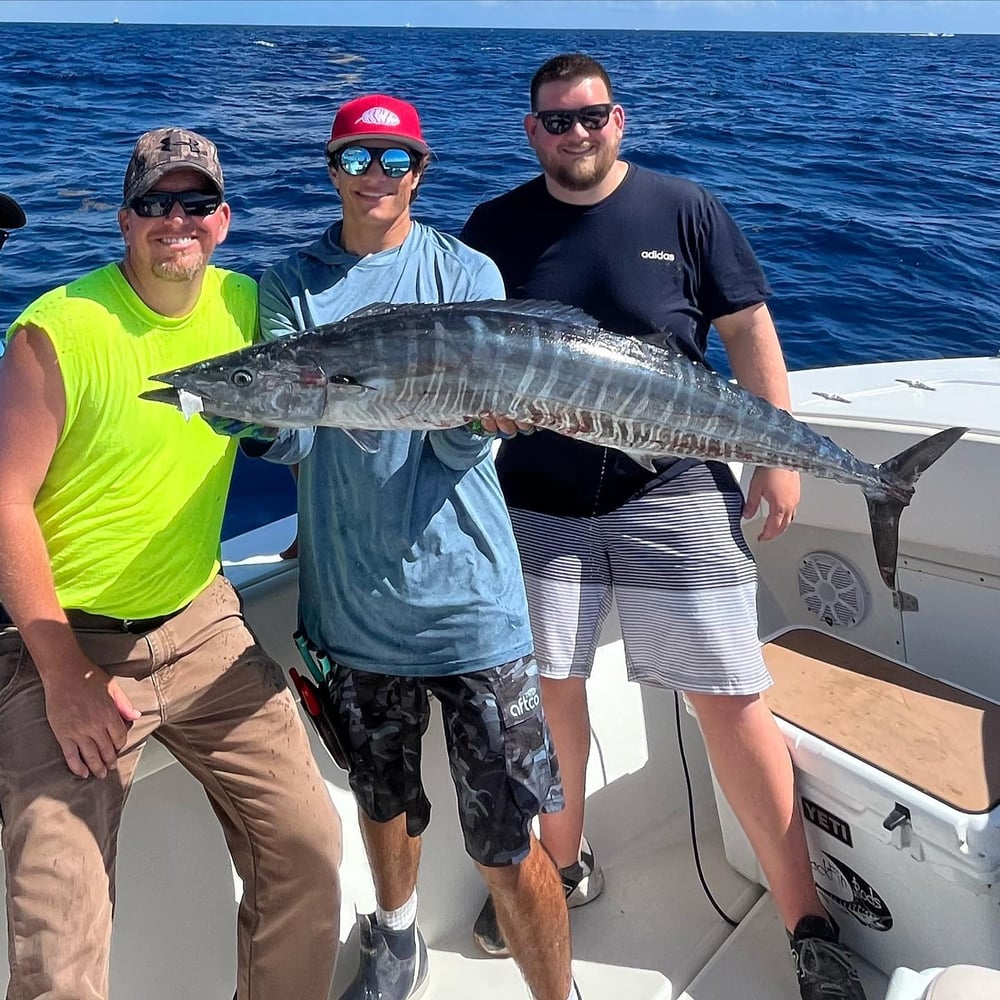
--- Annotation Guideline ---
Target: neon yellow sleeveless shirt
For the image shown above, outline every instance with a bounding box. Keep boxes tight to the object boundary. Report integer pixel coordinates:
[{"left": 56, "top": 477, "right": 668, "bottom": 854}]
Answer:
[{"left": 7, "top": 263, "right": 257, "bottom": 618}]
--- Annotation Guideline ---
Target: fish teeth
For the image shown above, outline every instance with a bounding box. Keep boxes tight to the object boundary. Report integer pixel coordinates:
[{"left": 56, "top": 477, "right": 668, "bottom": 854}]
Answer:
[{"left": 178, "top": 389, "right": 204, "bottom": 421}]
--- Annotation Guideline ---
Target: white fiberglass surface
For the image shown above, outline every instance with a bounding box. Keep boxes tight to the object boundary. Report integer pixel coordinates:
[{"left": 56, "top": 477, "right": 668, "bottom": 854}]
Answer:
[{"left": 788, "top": 357, "right": 1000, "bottom": 436}]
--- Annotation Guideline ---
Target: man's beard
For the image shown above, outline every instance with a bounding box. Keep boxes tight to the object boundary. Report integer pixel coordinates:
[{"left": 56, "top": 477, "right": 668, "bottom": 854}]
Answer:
[
  {"left": 152, "top": 255, "right": 205, "bottom": 281},
  {"left": 541, "top": 138, "right": 619, "bottom": 193}
]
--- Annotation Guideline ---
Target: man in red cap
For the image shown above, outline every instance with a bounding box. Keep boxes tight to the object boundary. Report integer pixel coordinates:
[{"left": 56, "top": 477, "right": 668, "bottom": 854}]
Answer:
[
  {"left": 0, "top": 129, "right": 342, "bottom": 1000},
  {"left": 247, "top": 94, "right": 580, "bottom": 1000}
]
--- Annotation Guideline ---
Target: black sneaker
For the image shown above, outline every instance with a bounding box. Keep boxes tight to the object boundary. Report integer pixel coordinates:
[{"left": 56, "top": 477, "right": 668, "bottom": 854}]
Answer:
[
  {"left": 472, "top": 838, "right": 605, "bottom": 957},
  {"left": 789, "top": 915, "right": 868, "bottom": 1000},
  {"left": 471, "top": 892, "right": 508, "bottom": 958},
  {"left": 338, "top": 912, "right": 428, "bottom": 1000}
]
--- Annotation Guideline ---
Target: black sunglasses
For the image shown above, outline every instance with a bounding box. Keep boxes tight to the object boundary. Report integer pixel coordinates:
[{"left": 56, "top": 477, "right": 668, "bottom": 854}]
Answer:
[
  {"left": 329, "top": 145, "right": 418, "bottom": 179},
  {"left": 0, "top": 230, "right": 9, "bottom": 251},
  {"left": 129, "top": 190, "right": 222, "bottom": 218},
  {"left": 532, "top": 103, "right": 614, "bottom": 136}
]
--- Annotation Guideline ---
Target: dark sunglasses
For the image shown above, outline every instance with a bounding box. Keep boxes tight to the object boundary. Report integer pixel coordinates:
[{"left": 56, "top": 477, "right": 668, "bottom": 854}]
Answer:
[
  {"left": 532, "top": 103, "right": 614, "bottom": 136},
  {"left": 0, "top": 230, "right": 9, "bottom": 251},
  {"left": 129, "top": 190, "right": 222, "bottom": 218},
  {"left": 329, "top": 145, "right": 417, "bottom": 179}
]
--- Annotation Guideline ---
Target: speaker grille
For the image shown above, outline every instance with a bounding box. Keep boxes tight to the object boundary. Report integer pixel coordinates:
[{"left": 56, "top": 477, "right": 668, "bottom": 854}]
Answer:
[{"left": 797, "top": 551, "right": 867, "bottom": 629}]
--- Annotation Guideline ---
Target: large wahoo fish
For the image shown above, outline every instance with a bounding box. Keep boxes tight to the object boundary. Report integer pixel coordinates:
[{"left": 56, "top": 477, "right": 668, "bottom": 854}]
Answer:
[{"left": 143, "top": 299, "right": 965, "bottom": 591}]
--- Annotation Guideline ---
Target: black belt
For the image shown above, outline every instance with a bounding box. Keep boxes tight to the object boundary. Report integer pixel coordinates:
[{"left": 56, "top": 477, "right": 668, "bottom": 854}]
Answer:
[
  {"left": 65, "top": 608, "right": 183, "bottom": 634},
  {"left": 0, "top": 604, "right": 183, "bottom": 633}
]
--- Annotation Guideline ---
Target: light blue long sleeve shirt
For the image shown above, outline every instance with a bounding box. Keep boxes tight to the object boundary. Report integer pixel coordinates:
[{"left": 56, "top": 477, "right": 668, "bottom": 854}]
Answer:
[{"left": 258, "top": 220, "right": 533, "bottom": 675}]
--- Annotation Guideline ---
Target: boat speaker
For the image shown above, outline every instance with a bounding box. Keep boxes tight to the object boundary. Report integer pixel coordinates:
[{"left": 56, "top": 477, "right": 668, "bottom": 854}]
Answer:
[{"left": 797, "top": 551, "right": 867, "bottom": 629}]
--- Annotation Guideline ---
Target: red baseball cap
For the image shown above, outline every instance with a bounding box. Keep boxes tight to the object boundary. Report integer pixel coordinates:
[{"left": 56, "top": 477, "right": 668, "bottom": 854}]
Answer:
[{"left": 327, "top": 94, "right": 429, "bottom": 156}]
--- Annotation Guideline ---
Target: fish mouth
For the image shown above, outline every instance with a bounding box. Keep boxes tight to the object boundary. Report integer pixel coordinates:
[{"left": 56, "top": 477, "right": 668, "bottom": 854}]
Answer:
[
  {"left": 139, "top": 386, "right": 210, "bottom": 420},
  {"left": 140, "top": 387, "right": 182, "bottom": 406}
]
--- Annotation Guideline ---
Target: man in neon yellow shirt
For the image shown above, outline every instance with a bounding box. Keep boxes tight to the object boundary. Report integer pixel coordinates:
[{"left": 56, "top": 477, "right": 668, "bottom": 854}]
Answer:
[{"left": 0, "top": 129, "right": 342, "bottom": 1000}]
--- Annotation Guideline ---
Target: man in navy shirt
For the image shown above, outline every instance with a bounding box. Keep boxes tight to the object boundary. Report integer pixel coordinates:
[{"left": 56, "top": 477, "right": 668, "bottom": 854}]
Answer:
[{"left": 462, "top": 53, "right": 867, "bottom": 1000}]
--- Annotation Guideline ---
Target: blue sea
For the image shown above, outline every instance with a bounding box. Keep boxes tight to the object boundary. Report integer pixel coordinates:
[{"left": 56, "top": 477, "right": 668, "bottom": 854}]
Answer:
[{"left": 0, "top": 23, "right": 997, "bottom": 538}]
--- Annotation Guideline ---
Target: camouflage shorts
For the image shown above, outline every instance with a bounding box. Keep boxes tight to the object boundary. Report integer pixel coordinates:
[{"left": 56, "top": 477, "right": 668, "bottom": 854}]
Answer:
[{"left": 320, "top": 654, "right": 564, "bottom": 866}]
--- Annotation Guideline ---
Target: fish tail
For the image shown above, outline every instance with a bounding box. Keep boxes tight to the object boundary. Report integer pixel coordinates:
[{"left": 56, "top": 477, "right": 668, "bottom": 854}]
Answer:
[{"left": 864, "top": 426, "right": 967, "bottom": 590}]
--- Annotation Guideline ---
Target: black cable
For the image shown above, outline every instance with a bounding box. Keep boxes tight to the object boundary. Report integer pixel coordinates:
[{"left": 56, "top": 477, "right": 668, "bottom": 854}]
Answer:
[{"left": 674, "top": 690, "right": 740, "bottom": 928}]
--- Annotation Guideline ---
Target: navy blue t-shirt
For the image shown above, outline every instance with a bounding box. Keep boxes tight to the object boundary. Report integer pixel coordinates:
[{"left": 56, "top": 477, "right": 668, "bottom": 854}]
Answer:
[{"left": 460, "top": 164, "right": 772, "bottom": 517}]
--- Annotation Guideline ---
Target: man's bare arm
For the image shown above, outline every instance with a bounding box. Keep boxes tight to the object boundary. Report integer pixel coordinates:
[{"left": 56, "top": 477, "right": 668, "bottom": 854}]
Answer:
[
  {"left": 0, "top": 325, "right": 140, "bottom": 778},
  {"left": 715, "top": 303, "right": 801, "bottom": 541}
]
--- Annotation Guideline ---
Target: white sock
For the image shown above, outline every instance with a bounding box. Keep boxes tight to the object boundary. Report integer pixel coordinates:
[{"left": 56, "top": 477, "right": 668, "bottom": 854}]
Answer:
[
  {"left": 528, "top": 980, "right": 580, "bottom": 1000},
  {"left": 376, "top": 889, "right": 417, "bottom": 931}
]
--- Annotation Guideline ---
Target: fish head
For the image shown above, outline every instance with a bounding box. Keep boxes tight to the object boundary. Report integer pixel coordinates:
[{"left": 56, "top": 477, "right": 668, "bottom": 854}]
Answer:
[{"left": 142, "top": 342, "right": 365, "bottom": 427}]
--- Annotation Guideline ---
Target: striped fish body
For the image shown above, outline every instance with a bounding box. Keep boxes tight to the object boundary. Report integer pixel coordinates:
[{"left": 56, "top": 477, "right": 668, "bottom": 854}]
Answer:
[
  {"left": 146, "top": 299, "right": 965, "bottom": 589},
  {"left": 153, "top": 300, "right": 912, "bottom": 498}
]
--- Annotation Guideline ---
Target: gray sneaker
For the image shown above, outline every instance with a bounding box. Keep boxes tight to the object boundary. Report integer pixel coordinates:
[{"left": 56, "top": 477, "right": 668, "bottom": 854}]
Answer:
[
  {"left": 472, "top": 838, "right": 605, "bottom": 957},
  {"left": 789, "top": 915, "right": 867, "bottom": 1000},
  {"left": 338, "top": 912, "right": 429, "bottom": 1000}
]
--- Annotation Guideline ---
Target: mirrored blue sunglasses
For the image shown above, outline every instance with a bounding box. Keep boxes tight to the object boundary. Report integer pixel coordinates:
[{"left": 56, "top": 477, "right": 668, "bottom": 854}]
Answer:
[{"left": 329, "top": 145, "right": 418, "bottom": 179}]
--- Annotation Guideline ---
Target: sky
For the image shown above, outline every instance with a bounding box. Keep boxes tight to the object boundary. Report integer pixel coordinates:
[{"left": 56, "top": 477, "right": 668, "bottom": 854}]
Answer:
[{"left": 0, "top": 1, "right": 995, "bottom": 34}]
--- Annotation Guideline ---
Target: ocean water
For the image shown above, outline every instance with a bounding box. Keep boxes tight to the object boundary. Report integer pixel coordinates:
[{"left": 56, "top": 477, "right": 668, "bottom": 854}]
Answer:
[{"left": 0, "top": 23, "right": 997, "bottom": 538}]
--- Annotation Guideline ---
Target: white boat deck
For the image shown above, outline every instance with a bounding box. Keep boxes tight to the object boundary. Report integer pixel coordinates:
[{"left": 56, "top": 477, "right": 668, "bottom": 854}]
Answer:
[
  {"left": 684, "top": 895, "right": 887, "bottom": 1000},
  {"left": 341, "top": 841, "right": 888, "bottom": 1000},
  {"left": 104, "top": 685, "right": 890, "bottom": 1000}
]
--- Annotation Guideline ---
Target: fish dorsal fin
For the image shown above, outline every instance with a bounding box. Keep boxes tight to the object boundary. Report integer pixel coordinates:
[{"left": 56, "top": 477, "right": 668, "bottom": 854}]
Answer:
[
  {"left": 338, "top": 298, "right": 601, "bottom": 332},
  {"left": 341, "top": 302, "right": 400, "bottom": 321},
  {"left": 474, "top": 299, "right": 601, "bottom": 329}
]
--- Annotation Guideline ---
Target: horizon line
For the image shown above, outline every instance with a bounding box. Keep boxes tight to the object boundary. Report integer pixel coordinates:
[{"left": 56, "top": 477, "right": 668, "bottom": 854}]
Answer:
[{"left": 0, "top": 20, "right": 982, "bottom": 35}]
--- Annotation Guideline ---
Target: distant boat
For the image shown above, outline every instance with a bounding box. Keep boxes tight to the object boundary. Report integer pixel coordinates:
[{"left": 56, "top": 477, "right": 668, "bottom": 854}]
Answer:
[{"left": 112, "top": 16, "right": 120, "bottom": 24}]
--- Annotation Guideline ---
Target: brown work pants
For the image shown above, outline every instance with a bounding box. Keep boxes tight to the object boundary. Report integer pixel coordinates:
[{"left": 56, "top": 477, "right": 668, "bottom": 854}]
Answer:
[{"left": 0, "top": 575, "right": 341, "bottom": 1000}]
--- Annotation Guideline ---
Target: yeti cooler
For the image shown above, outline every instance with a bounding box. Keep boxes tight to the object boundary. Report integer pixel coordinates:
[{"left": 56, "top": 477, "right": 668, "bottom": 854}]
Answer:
[{"left": 712, "top": 627, "right": 1000, "bottom": 975}]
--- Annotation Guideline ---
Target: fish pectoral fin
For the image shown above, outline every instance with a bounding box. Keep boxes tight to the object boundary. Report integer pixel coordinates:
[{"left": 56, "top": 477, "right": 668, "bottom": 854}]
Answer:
[
  {"left": 622, "top": 450, "right": 659, "bottom": 473},
  {"left": 343, "top": 429, "right": 382, "bottom": 453}
]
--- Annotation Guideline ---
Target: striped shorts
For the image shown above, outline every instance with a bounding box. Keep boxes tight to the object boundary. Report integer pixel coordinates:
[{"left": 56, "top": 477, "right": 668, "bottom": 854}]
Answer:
[{"left": 508, "top": 463, "right": 771, "bottom": 695}]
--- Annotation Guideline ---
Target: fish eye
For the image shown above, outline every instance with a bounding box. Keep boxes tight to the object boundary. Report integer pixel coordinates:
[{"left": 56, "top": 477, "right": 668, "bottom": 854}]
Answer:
[
  {"left": 231, "top": 369, "right": 254, "bottom": 388},
  {"left": 331, "top": 373, "right": 358, "bottom": 385}
]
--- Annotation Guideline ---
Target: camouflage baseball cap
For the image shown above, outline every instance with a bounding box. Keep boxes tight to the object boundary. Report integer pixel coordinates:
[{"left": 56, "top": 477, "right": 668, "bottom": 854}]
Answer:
[{"left": 122, "top": 127, "right": 224, "bottom": 206}]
